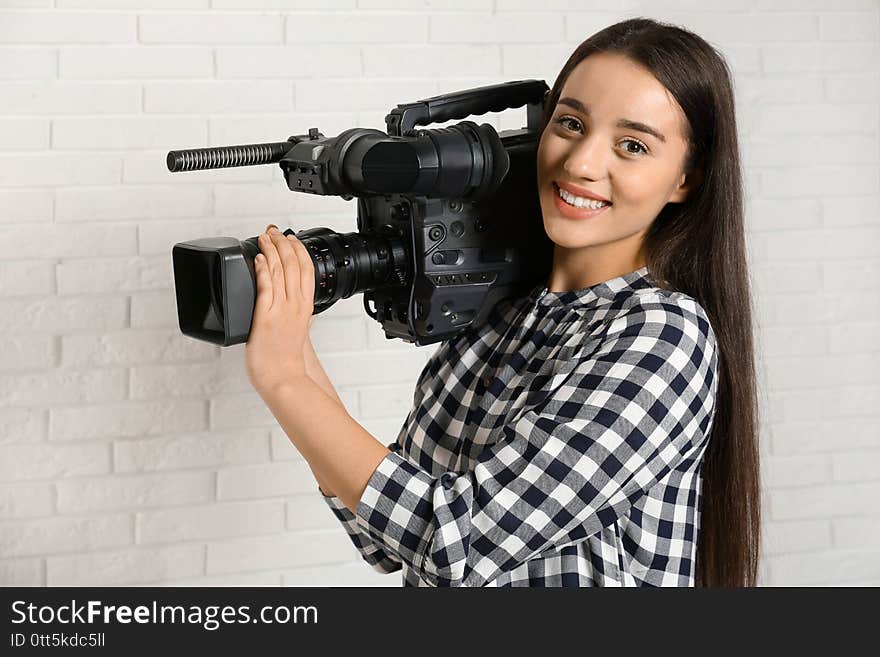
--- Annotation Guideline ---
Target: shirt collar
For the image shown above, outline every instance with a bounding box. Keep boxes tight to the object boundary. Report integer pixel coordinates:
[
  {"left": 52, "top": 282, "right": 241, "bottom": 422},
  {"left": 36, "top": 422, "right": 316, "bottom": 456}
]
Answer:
[{"left": 530, "top": 266, "right": 656, "bottom": 309}]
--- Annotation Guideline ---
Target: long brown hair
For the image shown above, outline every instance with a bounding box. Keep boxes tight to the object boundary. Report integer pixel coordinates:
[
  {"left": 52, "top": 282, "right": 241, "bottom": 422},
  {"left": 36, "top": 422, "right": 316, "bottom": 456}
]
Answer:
[{"left": 539, "top": 17, "right": 761, "bottom": 586}]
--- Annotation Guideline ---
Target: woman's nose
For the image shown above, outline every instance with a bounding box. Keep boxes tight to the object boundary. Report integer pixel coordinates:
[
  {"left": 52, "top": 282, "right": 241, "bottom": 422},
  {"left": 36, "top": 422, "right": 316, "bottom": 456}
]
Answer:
[{"left": 562, "top": 134, "right": 608, "bottom": 180}]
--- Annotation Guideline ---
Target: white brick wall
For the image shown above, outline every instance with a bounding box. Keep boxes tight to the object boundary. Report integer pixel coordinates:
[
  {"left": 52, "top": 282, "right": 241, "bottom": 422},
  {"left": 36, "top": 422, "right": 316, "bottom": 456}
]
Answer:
[{"left": 0, "top": 0, "right": 877, "bottom": 587}]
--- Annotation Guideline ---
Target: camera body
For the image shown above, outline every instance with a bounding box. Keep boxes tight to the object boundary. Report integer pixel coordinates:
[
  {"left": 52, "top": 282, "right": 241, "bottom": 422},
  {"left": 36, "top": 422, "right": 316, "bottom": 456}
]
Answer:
[{"left": 169, "top": 79, "right": 554, "bottom": 346}]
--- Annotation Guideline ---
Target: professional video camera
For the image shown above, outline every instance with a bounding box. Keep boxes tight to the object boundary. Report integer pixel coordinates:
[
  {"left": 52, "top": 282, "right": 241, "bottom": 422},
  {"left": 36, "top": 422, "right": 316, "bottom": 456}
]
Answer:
[{"left": 168, "top": 79, "right": 554, "bottom": 346}]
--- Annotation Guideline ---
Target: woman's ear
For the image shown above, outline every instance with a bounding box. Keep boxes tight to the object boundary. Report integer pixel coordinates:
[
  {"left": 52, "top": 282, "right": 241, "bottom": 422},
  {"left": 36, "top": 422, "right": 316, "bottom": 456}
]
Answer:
[{"left": 668, "top": 164, "right": 704, "bottom": 204}]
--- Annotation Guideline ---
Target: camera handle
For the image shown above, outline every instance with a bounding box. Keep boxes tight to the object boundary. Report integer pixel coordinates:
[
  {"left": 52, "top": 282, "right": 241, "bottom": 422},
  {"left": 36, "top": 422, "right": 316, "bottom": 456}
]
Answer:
[{"left": 385, "top": 79, "right": 549, "bottom": 137}]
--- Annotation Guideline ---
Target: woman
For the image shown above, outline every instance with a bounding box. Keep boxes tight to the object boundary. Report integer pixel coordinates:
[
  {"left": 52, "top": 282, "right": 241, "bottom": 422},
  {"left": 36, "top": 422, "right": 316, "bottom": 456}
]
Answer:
[{"left": 244, "top": 17, "right": 761, "bottom": 587}]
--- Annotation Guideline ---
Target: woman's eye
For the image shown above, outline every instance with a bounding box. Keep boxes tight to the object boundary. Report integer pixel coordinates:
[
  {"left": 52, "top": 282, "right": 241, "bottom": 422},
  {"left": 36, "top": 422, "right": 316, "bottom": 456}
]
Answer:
[
  {"left": 620, "top": 138, "right": 648, "bottom": 155},
  {"left": 554, "top": 116, "right": 648, "bottom": 156},
  {"left": 555, "top": 116, "right": 581, "bottom": 132}
]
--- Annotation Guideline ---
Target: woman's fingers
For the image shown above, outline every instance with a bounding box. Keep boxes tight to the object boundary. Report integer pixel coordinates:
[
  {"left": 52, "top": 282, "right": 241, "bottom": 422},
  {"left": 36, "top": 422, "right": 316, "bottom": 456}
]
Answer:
[
  {"left": 258, "top": 231, "right": 285, "bottom": 306},
  {"left": 253, "top": 253, "right": 273, "bottom": 316},
  {"left": 288, "top": 235, "right": 315, "bottom": 304},
  {"left": 268, "top": 228, "right": 301, "bottom": 301}
]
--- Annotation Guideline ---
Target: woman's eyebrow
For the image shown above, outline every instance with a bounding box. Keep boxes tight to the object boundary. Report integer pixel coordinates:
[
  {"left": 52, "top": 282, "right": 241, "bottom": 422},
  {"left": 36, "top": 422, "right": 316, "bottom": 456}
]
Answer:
[{"left": 557, "top": 96, "right": 667, "bottom": 143}]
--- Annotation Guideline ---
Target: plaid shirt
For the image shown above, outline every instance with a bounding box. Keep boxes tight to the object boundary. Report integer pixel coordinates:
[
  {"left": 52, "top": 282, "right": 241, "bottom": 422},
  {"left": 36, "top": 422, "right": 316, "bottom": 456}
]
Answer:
[{"left": 321, "top": 266, "right": 719, "bottom": 587}]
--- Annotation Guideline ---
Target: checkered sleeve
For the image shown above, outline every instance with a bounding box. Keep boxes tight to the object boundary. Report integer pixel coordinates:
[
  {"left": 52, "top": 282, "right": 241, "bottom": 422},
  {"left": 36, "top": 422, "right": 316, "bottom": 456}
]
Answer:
[
  {"left": 353, "top": 295, "right": 719, "bottom": 587},
  {"left": 319, "top": 441, "right": 404, "bottom": 575}
]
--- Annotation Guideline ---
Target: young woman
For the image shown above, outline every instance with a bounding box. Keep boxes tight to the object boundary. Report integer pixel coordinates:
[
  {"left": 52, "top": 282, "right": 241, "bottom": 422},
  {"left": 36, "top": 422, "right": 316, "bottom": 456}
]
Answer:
[{"left": 244, "top": 17, "right": 761, "bottom": 587}]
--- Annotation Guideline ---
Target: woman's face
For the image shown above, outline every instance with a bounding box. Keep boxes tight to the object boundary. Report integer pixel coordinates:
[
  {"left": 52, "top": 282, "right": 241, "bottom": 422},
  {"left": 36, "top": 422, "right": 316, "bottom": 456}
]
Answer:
[{"left": 537, "top": 52, "right": 695, "bottom": 261}]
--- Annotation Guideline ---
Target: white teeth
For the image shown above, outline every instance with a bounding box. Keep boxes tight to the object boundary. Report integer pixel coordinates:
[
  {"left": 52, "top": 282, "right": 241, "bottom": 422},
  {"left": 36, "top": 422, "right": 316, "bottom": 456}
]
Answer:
[{"left": 556, "top": 185, "right": 610, "bottom": 209}]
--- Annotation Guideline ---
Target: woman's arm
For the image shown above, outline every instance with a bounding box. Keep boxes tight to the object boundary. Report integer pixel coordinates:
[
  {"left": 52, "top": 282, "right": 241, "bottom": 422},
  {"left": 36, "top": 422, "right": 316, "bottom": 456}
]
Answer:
[{"left": 301, "top": 325, "right": 345, "bottom": 496}]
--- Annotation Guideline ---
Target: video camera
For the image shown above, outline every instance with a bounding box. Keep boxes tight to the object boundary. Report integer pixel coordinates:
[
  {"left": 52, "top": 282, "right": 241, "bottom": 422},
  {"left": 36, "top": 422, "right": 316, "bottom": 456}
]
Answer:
[{"left": 167, "top": 79, "right": 554, "bottom": 346}]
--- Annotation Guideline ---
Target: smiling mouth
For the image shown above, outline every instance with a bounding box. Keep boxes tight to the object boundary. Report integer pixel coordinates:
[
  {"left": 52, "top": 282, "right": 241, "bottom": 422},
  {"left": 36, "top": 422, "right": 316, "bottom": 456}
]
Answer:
[{"left": 551, "top": 182, "right": 612, "bottom": 209}]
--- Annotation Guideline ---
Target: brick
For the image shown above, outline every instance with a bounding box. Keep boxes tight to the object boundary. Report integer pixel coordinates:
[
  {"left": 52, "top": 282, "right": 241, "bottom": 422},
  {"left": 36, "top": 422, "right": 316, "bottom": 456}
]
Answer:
[
  {"left": 285, "top": 12, "right": 426, "bottom": 43},
  {"left": 0, "top": 482, "right": 53, "bottom": 519},
  {"left": 131, "top": 360, "right": 252, "bottom": 400},
  {"left": 825, "top": 73, "right": 879, "bottom": 103},
  {"left": 747, "top": 134, "right": 878, "bottom": 170},
  {"left": 53, "top": 117, "right": 207, "bottom": 152},
  {"left": 770, "top": 482, "right": 880, "bottom": 520},
  {"left": 762, "top": 44, "right": 880, "bottom": 73},
  {"left": 833, "top": 517, "right": 880, "bottom": 548},
  {"left": 820, "top": 13, "right": 880, "bottom": 41},
  {"left": 0, "top": 47, "right": 55, "bottom": 78},
  {"left": 57, "top": 471, "right": 214, "bottom": 513},
  {"left": 137, "top": 499, "right": 285, "bottom": 544},
  {"left": 760, "top": 167, "right": 879, "bottom": 199},
  {"left": 771, "top": 418, "right": 879, "bottom": 454},
  {"left": 762, "top": 390, "right": 821, "bottom": 424},
  {"left": 145, "top": 81, "right": 292, "bottom": 114},
  {"left": 57, "top": 258, "right": 173, "bottom": 295},
  {"left": 764, "top": 353, "right": 879, "bottom": 391},
  {"left": 61, "top": 46, "right": 212, "bottom": 79},
  {"left": 169, "top": 572, "right": 280, "bottom": 586},
  {"left": 822, "top": 259, "right": 880, "bottom": 290},
  {"left": 216, "top": 45, "right": 360, "bottom": 79},
  {"left": 129, "top": 289, "right": 178, "bottom": 329},
  {"left": 0, "top": 557, "right": 43, "bottom": 585},
  {"left": 60, "top": 329, "right": 216, "bottom": 367},
  {"left": 758, "top": 325, "right": 826, "bottom": 357},
  {"left": 50, "top": 399, "right": 207, "bottom": 441},
  {"left": 0, "top": 513, "right": 130, "bottom": 558},
  {"left": 763, "top": 454, "right": 831, "bottom": 488},
  {"left": 56, "top": 185, "right": 212, "bottom": 222},
  {"left": 136, "top": 218, "right": 220, "bottom": 256},
  {"left": 0, "top": 408, "right": 46, "bottom": 444},
  {"left": 295, "top": 79, "right": 435, "bottom": 112},
  {"left": 217, "top": 461, "right": 317, "bottom": 500},
  {"left": 501, "top": 44, "right": 574, "bottom": 79},
  {"left": 47, "top": 544, "right": 203, "bottom": 586},
  {"left": 756, "top": 0, "right": 878, "bottom": 8},
  {"left": 764, "top": 549, "right": 880, "bottom": 586},
  {"left": 364, "top": 0, "right": 485, "bottom": 6},
  {"left": 0, "top": 296, "right": 127, "bottom": 332},
  {"left": 755, "top": 226, "right": 880, "bottom": 262},
  {"left": 821, "top": 386, "right": 880, "bottom": 419},
  {"left": 113, "top": 428, "right": 270, "bottom": 473},
  {"left": 0, "top": 334, "right": 54, "bottom": 371},
  {"left": 822, "top": 196, "right": 880, "bottom": 228},
  {"left": 0, "top": 190, "right": 52, "bottom": 224},
  {"left": 0, "top": 442, "right": 110, "bottom": 482},
  {"left": 828, "top": 323, "right": 880, "bottom": 355},
  {"left": 365, "top": 45, "right": 500, "bottom": 78},
  {"left": 320, "top": 350, "right": 431, "bottom": 386},
  {"left": 281, "top": 560, "right": 399, "bottom": 586},
  {"left": 832, "top": 449, "right": 880, "bottom": 483},
  {"left": 139, "top": 13, "right": 282, "bottom": 44},
  {"left": 1, "top": 224, "right": 137, "bottom": 259},
  {"left": 755, "top": 103, "right": 877, "bottom": 137},
  {"left": 286, "top": 494, "right": 343, "bottom": 531},
  {"left": 0, "top": 82, "right": 141, "bottom": 115},
  {"left": 58, "top": 0, "right": 207, "bottom": 6},
  {"left": 0, "top": 118, "right": 48, "bottom": 149},
  {"left": 0, "top": 260, "right": 54, "bottom": 297},
  {"left": 0, "top": 368, "right": 127, "bottom": 407},
  {"left": 0, "top": 11, "right": 135, "bottom": 43},
  {"left": 206, "top": 529, "right": 355, "bottom": 574},
  {"left": 736, "top": 74, "right": 824, "bottom": 106},
  {"left": 433, "top": 13, "right": 561, "bottom": 43},
  {"left": 762, "top": 519, "right": 832, "bottom": 556},
  {"left": 751, "top": 262, "right": 821, "bottom": 295},
  {"left": 308, "top": 316, "right": 368, "bottom": 353},
  {"left": 0, "top": 153, "right": 121, "bottom": 187},
  {"left": 358, "top": 383, "right": 417, "bottom": 420}
]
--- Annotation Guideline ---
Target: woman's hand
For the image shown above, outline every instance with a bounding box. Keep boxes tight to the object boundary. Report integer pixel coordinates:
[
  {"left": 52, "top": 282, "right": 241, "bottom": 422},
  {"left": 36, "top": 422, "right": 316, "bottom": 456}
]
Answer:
[{"left": 245, "top": 225, "right": 316, "bottom": 399}]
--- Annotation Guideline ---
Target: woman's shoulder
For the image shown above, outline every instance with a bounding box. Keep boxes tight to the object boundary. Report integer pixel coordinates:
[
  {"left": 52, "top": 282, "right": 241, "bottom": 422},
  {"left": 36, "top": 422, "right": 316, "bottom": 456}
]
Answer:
[{"left": 618, "top": 285, "right": 716, "bottom": 341}]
